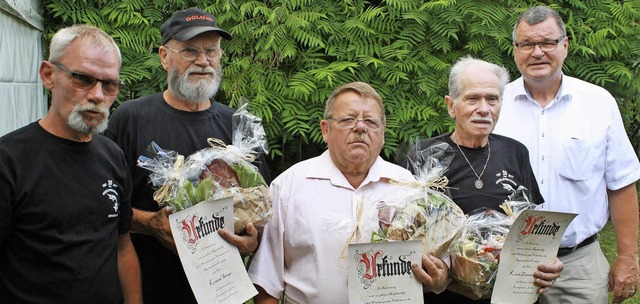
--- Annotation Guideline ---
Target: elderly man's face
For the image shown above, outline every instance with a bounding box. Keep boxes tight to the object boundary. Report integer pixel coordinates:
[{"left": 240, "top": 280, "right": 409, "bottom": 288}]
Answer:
[
  {"left": 321, "top": 91, "right": 385, "bottom": 173},
  {"left": 161, "top": 32, "right": 222, "bottom": 103},
  {"left": 446, "top": 65, "right": 501, "bottom": 147}
]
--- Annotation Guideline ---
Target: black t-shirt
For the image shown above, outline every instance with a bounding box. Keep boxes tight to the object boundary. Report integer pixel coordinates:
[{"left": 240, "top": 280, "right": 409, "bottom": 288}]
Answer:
[
  {"left": 0, "top": 122, "right": 132, "bottom": 303},
  {"left": 405, "top": 133, "right": 543, "bottom": 304},
  {"left": 105, "top": 93, "right": 272, "bottom": 303}
]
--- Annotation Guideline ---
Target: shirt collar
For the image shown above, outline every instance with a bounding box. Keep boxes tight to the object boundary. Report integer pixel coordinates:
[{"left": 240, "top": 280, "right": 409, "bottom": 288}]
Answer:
[
  {"left": 513, "top": 74, "right": 572, "bottom": 107},
  {"left": 307, "top": 150, "right": 402, "bottom": 190}
]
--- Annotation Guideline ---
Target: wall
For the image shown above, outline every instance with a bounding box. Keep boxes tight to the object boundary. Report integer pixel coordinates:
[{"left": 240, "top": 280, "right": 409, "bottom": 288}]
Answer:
[{"left": 0, "top": 0, "right": 46, "bottom": 136}]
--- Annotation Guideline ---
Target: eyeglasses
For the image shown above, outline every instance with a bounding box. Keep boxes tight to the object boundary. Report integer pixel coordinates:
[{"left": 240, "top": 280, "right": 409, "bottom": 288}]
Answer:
[
  {"left": 327, "top": 117, "right": 384, "bottom": 131},
  {"left": 513, "top": 36, "right": 565, "bottom": 54},
  {"left": 51, "top": 61, "right": 124, "bottom": 96},
  {"left": 165, "top": 46, "right": 220, "bottom": 61}
]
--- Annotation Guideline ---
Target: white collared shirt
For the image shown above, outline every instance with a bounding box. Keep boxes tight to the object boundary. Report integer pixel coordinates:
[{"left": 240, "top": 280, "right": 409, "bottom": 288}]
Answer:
[
  {"left": 494, "top": 75, "right": 640, "bottom": 247},
  {"left": 248, "top": 151, "right": 415, "bottom": 303}
]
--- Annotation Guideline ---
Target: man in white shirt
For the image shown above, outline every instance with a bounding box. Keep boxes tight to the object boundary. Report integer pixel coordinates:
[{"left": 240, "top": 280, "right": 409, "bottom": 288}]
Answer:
[
  {"left": 248, "top": 82, "right": 450, "bottom": 303},
  {"left": 494, "top": 6, "right": 640, "bottom": 304}
]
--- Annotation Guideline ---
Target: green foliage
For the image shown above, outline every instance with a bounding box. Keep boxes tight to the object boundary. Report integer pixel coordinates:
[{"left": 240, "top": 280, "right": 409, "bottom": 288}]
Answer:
[{"left": 41, "top": 0, "right": 640, "bottom": 176}]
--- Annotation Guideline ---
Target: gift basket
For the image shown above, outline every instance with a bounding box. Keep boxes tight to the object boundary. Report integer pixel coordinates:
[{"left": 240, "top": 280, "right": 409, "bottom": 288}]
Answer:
[
  {"left": 137, "top": 103, "right": 271, "bottom": 234},
  {"left": 370, "top": 141, "right": 466, "bottom": 258},
  {"left": 450, "top": 198, "right": 536, "bottom": 298}
]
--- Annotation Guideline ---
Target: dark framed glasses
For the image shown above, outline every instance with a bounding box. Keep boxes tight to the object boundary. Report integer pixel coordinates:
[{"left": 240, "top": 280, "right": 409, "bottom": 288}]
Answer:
[
  {"left": 51, "top": 61, "right": 124, "bottom": 96},
  {"left": 513, "top": 36, "right": 566, "bottom": 54}
]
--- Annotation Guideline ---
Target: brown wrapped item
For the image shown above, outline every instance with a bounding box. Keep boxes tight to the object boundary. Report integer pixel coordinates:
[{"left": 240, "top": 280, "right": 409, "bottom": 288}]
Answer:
[
  {"left": 381, "top": 189, "right": 466, "bottom": 258},
  {"left": 212, "top": 184, "right": 271, "bottom": 233}
]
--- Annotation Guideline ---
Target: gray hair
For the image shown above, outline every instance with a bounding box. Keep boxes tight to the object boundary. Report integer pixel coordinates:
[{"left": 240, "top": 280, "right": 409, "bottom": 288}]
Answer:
[
  {"left": 324, "top": 82, "right": 386, "bottom": 122},
  {"left": 448, "top": 56, "right": 510, "bottom": 101},
  {"left": 48, "top": 24, "right": 122, "bottom": 65},
  {"left": 512, "top": 6, "right": 567, "bottom": 41}
]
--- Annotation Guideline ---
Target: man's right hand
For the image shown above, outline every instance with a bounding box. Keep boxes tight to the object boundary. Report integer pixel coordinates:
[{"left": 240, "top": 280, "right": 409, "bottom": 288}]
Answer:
[{"left": 131, "top": 207, "right": 177, "bottom": 255}]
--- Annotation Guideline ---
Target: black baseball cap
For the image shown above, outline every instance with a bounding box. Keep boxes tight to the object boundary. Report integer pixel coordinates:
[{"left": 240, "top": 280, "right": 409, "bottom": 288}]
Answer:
[{"left": 160, "top": 7, "right": 232, "bottom": 45}]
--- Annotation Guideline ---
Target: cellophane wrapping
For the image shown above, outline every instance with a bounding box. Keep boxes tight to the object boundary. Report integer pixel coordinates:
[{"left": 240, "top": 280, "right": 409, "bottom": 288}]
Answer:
[
  {"left": 371, "top": 141, "right": 466, "bottom": 258},
  {"left": 450, "top": 199, "right": 536, "bottom": 297},
  {"left": 137, "top": 103, "right": 271, "bottom": 234}
]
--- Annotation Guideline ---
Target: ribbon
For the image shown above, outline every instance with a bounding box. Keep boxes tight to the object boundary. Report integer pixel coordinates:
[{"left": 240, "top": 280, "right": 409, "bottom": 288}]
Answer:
[
  {"left": 338, "top": 197, "right": 366, "bottom": 267},
  {"left": 389, "top": 175, "right": 450, "bottom": 192},
  {"left": 153, "top": 153, "right": 185, "bottom": 204},
  {"left": 207, "top": 138, "right": 257, "bottom": 162}
]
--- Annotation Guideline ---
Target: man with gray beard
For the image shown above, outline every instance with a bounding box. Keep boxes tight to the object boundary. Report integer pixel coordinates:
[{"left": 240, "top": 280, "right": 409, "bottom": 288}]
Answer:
[
  {"left": 0, "top": 24, "right": 141, "bottom": 303},
  {"left": 105, "top": 7, "right": 271, "bottom": 304}
]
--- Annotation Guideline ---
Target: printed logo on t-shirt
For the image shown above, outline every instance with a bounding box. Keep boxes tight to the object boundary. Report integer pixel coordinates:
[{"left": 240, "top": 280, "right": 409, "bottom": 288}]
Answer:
[
  {"left": 495, "top": 170, "right": 531, "bottom": 201},
  {"left": 102, "top": 180, "right": 120, "bottom": 218}
]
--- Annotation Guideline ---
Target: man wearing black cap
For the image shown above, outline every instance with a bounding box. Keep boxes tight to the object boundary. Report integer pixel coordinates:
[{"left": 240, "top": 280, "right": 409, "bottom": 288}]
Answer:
[{"left": 105, "top": 7, "right": 271, "bottom": 303}]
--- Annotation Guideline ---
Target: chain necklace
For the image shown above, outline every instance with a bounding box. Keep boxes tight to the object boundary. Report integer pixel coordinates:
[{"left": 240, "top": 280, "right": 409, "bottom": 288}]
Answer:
[{"left": 453, "top": 134, "right": 491, "bottom": 189}]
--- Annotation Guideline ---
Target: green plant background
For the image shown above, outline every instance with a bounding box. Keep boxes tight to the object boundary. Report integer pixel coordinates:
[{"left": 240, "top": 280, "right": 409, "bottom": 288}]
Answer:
[{"left": 40, "top": 0, "right": 640, "bottom": 177}]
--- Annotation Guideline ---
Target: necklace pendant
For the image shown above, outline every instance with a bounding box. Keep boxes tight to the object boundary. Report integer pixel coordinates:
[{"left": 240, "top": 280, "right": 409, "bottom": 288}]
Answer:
[{"left": 474, "top": 179, "right": 484, "bottom": 189}]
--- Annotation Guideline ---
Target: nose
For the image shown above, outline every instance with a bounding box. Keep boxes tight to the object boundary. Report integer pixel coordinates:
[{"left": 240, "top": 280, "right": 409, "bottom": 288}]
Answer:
[
  {"left": 193, "top": 51, "right": 209, "bottom": 65},
  {"left": 353, "top": 119, "right": 368, "bottom": 132},
  {"left": 85, "top": 81, "right": 106, "bottom": 103},
  {"left": 476, "top": 100, "right": 491, "bottom": 114},
  {"left": 531, "top": 44, "right": 545, "bottom": 57}
]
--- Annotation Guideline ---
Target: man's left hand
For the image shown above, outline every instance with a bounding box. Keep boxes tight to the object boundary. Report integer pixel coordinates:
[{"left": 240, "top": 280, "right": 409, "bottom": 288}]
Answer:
[
  {"left": 609, "top": 255, "right": 639, "bottom": 304},
  {"left": 533, "top": 257, "right": 563, "bottom": 294},
  {"left": 412, "top": 255, "right": 450, "bottom": 293},
  {"left": 218, "top": 222, "right": 259, "bottom": 256}
]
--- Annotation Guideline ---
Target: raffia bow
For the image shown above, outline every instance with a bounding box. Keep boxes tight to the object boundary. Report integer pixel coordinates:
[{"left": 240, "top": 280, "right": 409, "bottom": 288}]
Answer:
[
  {"left": 338, "top": 197, "right": 366, "bottom": 267},
  {"left": 153, "top": 153, "right": 185, "bottom": 204},
  {"left": 389, "top": 175, "right": 450, "bottom": 192},
  {"left": 207, "top": 138, "right": 257, "bottom": 163}
]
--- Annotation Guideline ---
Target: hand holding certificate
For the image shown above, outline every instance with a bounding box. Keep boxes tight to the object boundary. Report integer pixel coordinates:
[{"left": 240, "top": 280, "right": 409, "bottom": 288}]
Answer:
[
  {"left": 490, "top": 210, "right": 576, "bottom": 303},
  {"left": 169, "top": 197, "right": 258, "bottom": 304}
]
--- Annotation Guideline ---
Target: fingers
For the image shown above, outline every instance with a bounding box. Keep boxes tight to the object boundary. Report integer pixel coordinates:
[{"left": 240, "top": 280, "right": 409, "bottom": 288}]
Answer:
[
  {"left": 609, "top": 256, "right": 640, "bottom": 303},
  {"left": 158, "top": 205, "right": 174, "bottom": 217},
  {"left": 219, "top": 222, "right": 259, "bottom": 256},
  {"left": 244, "top": 222, "right": 258, "bottom": 238},
  {"left": 411, "top": 255, "right": 449, "bottom": 293},
  {"left": 533, "top": 258, "right": 563, "bottom": 291},
  {"left": 153, "top": 207, "right": 177, "bottom": 254},
  {"left": 611, "top": 282, "right": 638, "bottom": 304}
]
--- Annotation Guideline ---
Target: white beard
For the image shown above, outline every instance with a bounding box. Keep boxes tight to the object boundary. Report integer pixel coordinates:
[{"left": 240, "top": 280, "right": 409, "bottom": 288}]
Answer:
[{"left": 168, "top": 65, "right": 221, "bottom": 103}]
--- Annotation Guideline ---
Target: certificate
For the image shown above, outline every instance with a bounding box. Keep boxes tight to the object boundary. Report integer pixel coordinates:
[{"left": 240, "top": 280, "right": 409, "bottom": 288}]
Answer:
[
  {"left": 348, "top": 240, "right": 423, "bottom": 304},
  {"left": 491, "top": 210, "right": 576, "bottom": 303},
  {"left": 169, "top": 196, "right": 258, "bottom": 304}
]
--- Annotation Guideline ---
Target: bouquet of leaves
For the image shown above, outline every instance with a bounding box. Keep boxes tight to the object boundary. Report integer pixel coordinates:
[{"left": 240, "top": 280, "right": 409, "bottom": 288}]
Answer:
[{"left": 137, "top": 103, "right": 271, "bottom": 234}]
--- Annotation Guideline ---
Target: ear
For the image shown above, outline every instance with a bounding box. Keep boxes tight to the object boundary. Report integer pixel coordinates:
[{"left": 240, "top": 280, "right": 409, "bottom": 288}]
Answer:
[
  {"left": 40, "top": 61, "right": 54, "bottom": 90},
  {"left": 320, "top": 120, "right": 330, "bottom": 143},
  {"left": 445, "top": 96, "right": 456, "bottom": 119},
  {"left": 159, "top": 46, "right": 170, "bottom": 70}
]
